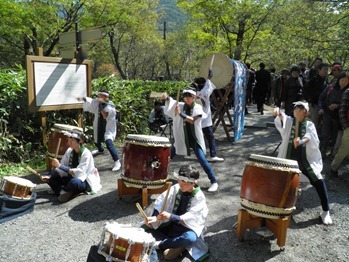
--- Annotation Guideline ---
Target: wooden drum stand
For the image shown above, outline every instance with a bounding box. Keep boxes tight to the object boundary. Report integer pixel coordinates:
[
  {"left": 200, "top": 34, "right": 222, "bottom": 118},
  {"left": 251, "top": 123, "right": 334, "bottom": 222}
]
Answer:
[
  {"left": 236, "top": 209, "right": 291, "bottom": 250},
  {"left": 117, "top": 179, "right": 171, "bottom": 208}
]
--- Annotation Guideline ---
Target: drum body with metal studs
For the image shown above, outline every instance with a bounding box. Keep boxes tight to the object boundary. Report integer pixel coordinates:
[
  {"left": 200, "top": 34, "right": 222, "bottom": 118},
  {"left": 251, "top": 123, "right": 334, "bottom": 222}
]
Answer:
[
  {"left": 122, "top": 134, "right": 171, "bottom": 189},
  {"left": 0, "top": 176, "right": 36, "bottom": 200}
]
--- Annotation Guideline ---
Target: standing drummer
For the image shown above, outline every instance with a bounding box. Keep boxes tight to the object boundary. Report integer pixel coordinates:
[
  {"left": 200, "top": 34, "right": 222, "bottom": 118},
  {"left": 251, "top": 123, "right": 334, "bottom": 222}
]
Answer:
[
  {"left": 161, "top": 85, "right": 219, "bottom": 192},
  {"left": 41, "top": 130, "right": 102, "bottom": 203},
  {"left": 274, "top": 101, "right": 332, "bottom": 224},
  {"left": 194, "top": 77, "right": 224, "bottom": 162},
  {"left": 77, "top": 89, "right": 121, "bottom": 172}
]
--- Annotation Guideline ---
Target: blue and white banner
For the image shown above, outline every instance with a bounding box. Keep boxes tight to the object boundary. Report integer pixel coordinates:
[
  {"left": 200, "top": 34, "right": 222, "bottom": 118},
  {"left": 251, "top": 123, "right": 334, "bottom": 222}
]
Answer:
[{"left": 231, "top": 59, "right": 247, "bottom": 142}]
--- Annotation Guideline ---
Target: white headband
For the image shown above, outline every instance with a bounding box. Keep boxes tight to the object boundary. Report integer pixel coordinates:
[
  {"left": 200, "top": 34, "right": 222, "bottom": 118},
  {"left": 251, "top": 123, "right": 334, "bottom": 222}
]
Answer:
[
  {"left": 98, "top": 91, "right": 109, "bottom": 96},
  {"left": 173, "top": 172, "right": 197, "bottom": 183},
  {"left": 183, "top": 90, "right": 196, "bottom": 96},
  {"left": 63, "top": 131, "right": 80, "bottom": 139}
]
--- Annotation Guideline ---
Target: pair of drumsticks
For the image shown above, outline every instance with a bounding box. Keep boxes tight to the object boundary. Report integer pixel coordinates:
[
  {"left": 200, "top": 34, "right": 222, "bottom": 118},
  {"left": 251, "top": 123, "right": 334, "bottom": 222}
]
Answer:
[{"left": 135, "top": 182, "right": 172, "bottom": 224}]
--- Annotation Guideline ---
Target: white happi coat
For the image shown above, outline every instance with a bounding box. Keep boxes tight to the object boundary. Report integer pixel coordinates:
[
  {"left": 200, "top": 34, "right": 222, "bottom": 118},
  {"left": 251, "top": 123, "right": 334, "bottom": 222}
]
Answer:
[
  {"left": 274, "top": 112, "right": 323, "bottom": 179},
  {"left": 152, "top": 183, "right": 209, "bottom": 261},
  {"left": 83, "top": 97, "right": 117, "bottom": 143},
  {"left": 196, "top": 79, "right": 216, "bottom": 128},
  {"left": 164, "top": 97, "right": 207, "bottom": 155},
  {"left": 55, "top": 147, "right": 102, "bottom": 193}
]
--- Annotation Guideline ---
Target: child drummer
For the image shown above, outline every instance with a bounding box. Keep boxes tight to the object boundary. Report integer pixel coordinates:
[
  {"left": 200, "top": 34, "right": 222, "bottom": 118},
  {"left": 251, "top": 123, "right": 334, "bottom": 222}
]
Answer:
[
  {"left": 41, "top": 129, "right": 102, "bottom": 203},
  {"left": 144, "top": 165, "right": 209, "bottom": 261},
  {"left": 161, "top": 85, "right": 219, "bottom": 192},
  {"left": 274, "top": 101, "right": 332, "bottom": 225}
]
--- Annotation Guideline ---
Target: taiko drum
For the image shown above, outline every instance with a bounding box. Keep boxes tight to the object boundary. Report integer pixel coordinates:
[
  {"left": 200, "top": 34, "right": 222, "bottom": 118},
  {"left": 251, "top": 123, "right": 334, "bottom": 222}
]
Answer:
[
  {"left": 240, "top": 154, "right": 301, "bottom": 219},
  {"left": 122, "top": 134, "right": 171, "bottom": 189}
]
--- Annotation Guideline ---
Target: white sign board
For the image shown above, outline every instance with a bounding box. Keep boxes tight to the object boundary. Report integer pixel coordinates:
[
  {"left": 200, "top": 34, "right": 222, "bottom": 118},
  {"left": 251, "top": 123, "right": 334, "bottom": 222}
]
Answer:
[{"left": 33, "top": 62, "right": 87, "bottom": 106}]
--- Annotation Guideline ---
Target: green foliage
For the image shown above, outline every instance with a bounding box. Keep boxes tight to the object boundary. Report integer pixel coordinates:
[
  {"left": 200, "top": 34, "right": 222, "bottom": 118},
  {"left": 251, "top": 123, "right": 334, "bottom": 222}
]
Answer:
[{"left": 91, "top": 76, "right": 187, "bottom": 141}]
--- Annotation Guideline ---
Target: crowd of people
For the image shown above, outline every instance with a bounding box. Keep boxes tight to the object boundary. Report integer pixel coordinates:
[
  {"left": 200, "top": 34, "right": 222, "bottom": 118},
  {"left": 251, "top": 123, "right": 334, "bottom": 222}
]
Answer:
[
  {"left": 37, "top": 58, "right": 349, "bottom": 261},
  {"left": 248, "top": 59, "right": 349, "bottom": 179}
]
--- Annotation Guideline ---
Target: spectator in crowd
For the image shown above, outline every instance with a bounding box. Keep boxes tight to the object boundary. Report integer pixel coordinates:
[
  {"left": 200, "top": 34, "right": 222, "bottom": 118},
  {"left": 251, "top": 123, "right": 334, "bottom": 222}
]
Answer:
[
  {"left": 274, "top": 68, "right": 289, "bottom": 107},
  {"left": 305, "top": 62, "right": 330, "bottom": 129},
  {"left": 330, "top": 72, "right": 349, "bottom": 178},
  {"left": 254, "top": 62, "right": 271, "bottom": 115},
  {"left": 318, "top": 72, "right": 349, "bottom": 158},
  {"left": 281, "top": 65, "right": 304, "bottom": 116}
]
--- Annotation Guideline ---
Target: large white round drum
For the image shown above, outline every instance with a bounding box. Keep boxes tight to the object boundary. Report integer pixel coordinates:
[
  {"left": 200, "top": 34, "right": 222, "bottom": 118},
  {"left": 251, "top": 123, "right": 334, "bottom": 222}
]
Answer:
[
  {"left": 199, "top": 53, "right": 235, "bottom": 89},
  {"left": 98, "top": 222, "right": 155, "bottom": 262},
  {"left": 0, "top": 176, "right": 36, "bottom": 199}
]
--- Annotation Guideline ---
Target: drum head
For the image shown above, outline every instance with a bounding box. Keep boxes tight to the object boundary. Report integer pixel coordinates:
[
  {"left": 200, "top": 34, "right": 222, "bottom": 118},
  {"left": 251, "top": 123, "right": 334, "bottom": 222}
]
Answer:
[
  {"left": 52, "top": 123, "right": 83, "bottom": 132},
  {"left": 105, "top": 222, "right": 155, "bottom": 244},
  {"left": 199, "top": 53, "right": 234, "bottom": 89}
]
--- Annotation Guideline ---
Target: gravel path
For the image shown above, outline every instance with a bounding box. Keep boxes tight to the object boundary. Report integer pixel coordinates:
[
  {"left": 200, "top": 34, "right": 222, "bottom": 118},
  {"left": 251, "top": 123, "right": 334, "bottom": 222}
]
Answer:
[{"left": 1, "top": 105, "right": 349, "bottom": 262}]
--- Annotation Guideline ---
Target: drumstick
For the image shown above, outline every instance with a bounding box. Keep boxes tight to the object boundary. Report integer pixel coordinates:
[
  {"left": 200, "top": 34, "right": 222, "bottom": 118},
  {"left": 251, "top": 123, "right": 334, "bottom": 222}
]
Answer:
[
  {"left": 136, "top": 203, "right": 148, "bottom": 223},
  {"left": 294, "top": 114, "right": 299, "bottom": 148},
  {"left": 175, "top": 87, "right": 181, "bottom": 116},
  {"left": 26, "top": 166, "right": 42, "bottom": 179},
  {"left": 55, "top": 138, "right": 62, "bottom": 158},
  {"left": 209, "top": 54, "right": 215, "bottom": 77},
  {"left": 160, "top": 182, "right": 172, "bottom": 212}
]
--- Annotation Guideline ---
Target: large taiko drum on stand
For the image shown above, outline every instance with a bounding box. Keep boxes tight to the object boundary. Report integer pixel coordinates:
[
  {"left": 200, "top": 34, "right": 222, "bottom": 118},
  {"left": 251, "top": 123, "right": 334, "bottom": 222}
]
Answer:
[
  {"left": 199, "top": 53, "right": 235, "bottom": 89},
  {"left": 0, "top": 176, "right": 36, "bottom": 199},
  {"left": 122, "top": 134, "right": 171, "bottom": 189},
  {"left": 98, "top": 222, "right": 155, "bottom": 262},
  {"left": 240, "top": 154, "right": 301, "bottom": 219},
  {"left": 47, "top": 123, "right": 83, "bottom": 159}
]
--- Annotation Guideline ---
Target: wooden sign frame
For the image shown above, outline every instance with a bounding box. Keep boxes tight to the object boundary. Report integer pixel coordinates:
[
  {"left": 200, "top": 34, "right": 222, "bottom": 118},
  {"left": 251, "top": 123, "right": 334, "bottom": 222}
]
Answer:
[{"left": 26, "top": 55, "right": 92, "bottom": 112}]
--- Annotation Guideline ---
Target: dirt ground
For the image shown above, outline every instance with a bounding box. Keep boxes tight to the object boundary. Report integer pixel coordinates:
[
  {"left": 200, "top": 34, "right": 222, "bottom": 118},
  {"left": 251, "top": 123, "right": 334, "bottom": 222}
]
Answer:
[{"left": 1, "top": 105, "right": 349, "bottom": 262}]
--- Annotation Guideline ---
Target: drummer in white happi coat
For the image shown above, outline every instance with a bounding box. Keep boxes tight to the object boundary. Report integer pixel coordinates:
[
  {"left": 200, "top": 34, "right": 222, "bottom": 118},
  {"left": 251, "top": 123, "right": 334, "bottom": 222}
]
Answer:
[
  {"left": 77, "top": 89, "right": 121, "bottom": 171},
  {"left": 41, "top": 129, "right": 102, "bottom": 203},
  {"left": 144, "top": 165, "right": 209, "bottom": 261},
  {"left": 194, "top": 77, "right": 224, "bottom": 162},
  {"left": 161, "top": 85, "right": 219, "bottom": 192},
  {"left": 274, "top": 101, "right": 332, "bottom": 225}
]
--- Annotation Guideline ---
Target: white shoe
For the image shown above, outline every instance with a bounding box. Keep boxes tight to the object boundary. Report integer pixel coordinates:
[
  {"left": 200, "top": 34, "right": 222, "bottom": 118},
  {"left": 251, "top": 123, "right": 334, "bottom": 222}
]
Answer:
[
  {"left": 153, "top": 241, "right": 161, "bottom": 250},
  {"left": 92, "top": 150, "right": 104, "bottom": 156},
  {"left": 320, "top": 211, "right": 333, "bottom": 225},
  {"left": 112, "top": 160, "right": 121, "bottom": 171},
  {"left": 210, "top": 156, "right": 224, "bottom": 162},
  {"left": 208, "top": 183, "right": 218, "bottom": 192}
]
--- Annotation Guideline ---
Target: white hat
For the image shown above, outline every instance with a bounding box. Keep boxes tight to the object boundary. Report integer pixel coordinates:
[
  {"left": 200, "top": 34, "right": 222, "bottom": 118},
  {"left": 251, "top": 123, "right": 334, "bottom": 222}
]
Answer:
[
  {"left": 183, "top": 89, "right": 196, "bottom": 96},
  {"left": 293, "top": 101, "right": 309, "bottom": 112}
]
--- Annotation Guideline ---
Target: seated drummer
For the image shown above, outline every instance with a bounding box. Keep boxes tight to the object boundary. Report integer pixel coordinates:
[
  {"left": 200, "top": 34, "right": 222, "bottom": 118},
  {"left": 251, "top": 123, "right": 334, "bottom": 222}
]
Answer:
[
  {"left": 41, "top": 129, "right": 102, "bottom": 203},
  {"left": 274, "top": 101, "right": 332, "bottom": 225},
  {"left": 143, "top": 165, "right": 209, "bottom": 261}
]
